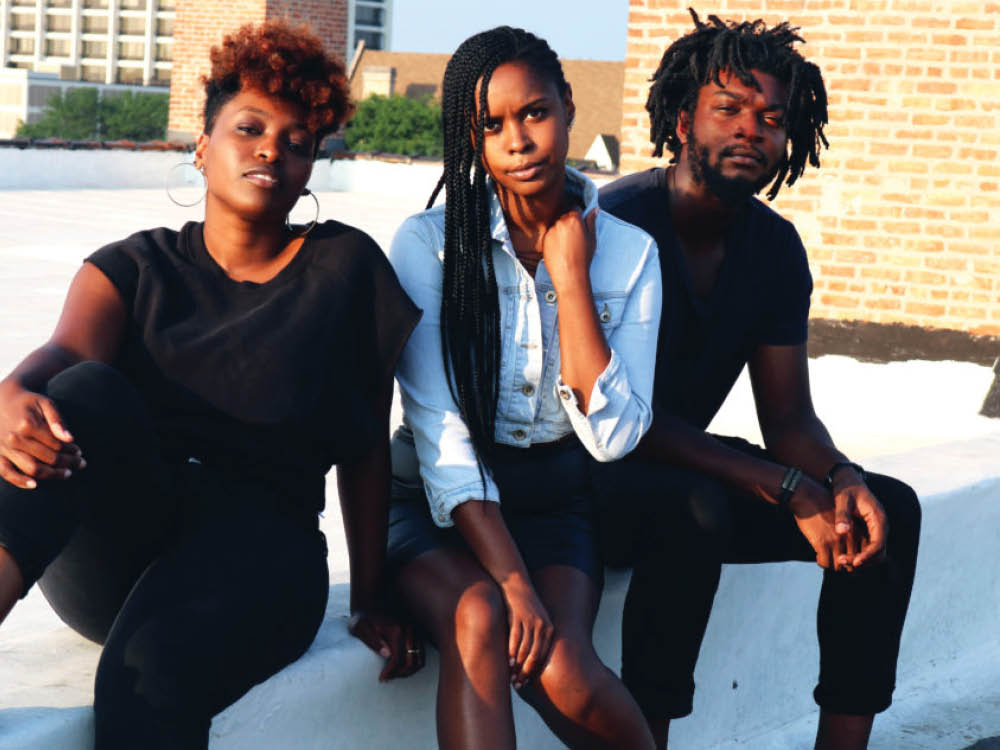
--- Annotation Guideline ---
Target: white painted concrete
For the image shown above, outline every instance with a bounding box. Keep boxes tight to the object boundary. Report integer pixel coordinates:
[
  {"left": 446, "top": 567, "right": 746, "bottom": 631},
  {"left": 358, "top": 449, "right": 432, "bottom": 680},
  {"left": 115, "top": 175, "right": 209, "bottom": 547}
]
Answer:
[{"left": 0, "top": 183, "right": 997, "bottom": 748}]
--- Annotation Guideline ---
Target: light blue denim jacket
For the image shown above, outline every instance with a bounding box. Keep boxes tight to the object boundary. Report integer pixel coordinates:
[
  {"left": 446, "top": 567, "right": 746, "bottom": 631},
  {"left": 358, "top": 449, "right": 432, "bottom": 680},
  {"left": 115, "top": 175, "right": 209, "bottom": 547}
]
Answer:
[{"left": 390, "top": 168, "right": 662, "bottom": 527}]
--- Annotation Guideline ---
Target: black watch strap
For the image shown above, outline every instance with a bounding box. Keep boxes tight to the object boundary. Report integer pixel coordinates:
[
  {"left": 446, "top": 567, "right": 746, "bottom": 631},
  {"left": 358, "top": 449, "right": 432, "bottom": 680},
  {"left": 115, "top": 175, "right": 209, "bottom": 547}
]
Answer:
[
  {"left": 778, "top": 466, "right": 803, "bottom": 508},
  {"left": 824, "top": 461, "right": 865, "bottom": 490}
]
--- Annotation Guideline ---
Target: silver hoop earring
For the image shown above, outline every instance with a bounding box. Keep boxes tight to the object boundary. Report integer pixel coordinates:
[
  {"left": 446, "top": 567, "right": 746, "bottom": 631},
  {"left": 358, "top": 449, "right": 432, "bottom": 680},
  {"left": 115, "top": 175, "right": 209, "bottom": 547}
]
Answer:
[
  {"left": 165, "top": 161, "right": 205, "bottom": 207},
  {"left": 286, "top": 189, "right": 320, "bottom": 237}
]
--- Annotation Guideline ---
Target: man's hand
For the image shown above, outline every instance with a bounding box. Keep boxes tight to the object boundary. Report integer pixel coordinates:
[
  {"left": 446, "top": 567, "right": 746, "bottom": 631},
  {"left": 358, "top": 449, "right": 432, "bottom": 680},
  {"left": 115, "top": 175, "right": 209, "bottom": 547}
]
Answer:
[
  {"left": 0, "top": 382, "right": 84, "bottom": 489},
  {"left": 831, "top": 467, "right": 888, "bottom": 570},
  {"left": 500, "top": 573, "right": 554, "bottom": 690},
  {"left": 787, "top": 475, "right": 842, "bottom": 569},
  {"left": 348, "top": 610, "right": 425, "bottom": 682}
]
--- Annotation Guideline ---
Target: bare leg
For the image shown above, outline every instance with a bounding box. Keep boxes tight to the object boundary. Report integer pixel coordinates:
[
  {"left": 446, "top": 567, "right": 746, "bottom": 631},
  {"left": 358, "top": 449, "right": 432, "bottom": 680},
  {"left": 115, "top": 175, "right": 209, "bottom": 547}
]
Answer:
[
  {"left": 815, "top": 711, "right": 874, "bottom": 750},
  {"left": 0, "top": 546, "right": 24, "bottom": 623},
  {"left": 518, "top": 565, "right": 655, "bottom": 750},
  {"left": 397, "top": 547, "right": 516, "bottom": 750},
  {"left": 646, "top": 716, "right": 669, "bottom": 750}
]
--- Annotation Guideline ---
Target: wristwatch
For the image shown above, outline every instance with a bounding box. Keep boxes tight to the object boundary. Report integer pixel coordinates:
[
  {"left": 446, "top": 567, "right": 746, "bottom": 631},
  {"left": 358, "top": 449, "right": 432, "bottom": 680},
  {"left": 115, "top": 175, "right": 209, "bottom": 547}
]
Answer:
[
  {"left": 777, "top": 466, "right": 803, "bottom": 508},
  {"left": 824, "top": 461, "right": 865, "bottom": 490}
]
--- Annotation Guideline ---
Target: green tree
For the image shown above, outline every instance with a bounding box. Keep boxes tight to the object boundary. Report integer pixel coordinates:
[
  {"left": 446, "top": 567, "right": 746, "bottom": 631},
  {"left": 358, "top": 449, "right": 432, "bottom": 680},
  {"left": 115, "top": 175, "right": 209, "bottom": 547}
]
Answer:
[
  {"left": 345, "top": 94, "right": 442, "bottom": 157},
  {"left": 15, "top": 87, "right": 168, "bottom": 141},
  {"left": 100, "top": 91, "right": 169, "bottom": 141},
  {"left": 17, "top": 87, "right": 99, "bottom": 140}
]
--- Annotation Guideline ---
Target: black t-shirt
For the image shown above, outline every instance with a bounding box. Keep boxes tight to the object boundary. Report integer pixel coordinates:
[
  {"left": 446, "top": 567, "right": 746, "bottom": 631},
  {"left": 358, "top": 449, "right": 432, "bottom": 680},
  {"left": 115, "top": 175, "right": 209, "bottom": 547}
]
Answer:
[
  {"left": 599, "top": 168, "right": 812, "bottom": 430},
  {"left": 87, "top": 220, "right": 421, "bottom": 511}
]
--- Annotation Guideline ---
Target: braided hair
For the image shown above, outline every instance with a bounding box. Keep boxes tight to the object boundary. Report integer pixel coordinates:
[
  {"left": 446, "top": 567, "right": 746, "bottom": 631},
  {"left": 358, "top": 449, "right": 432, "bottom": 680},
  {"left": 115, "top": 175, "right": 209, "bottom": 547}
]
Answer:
[
  {"left": 647, "top": 8, "right": 828, "bottom": 200},
  {"left": 426, "top": 26, "right": 568, "bottom": 486}
]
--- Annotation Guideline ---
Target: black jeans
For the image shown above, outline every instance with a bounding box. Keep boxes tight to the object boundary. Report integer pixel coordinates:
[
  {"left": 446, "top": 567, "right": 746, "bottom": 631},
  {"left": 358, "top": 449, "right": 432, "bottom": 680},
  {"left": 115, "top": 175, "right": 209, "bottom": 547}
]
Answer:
[
  {"left": 591, "top": 436, "right": 921, "bottom": 719},
  {"left": 0, "top": 362, "right": 329, "bottom": 749}
]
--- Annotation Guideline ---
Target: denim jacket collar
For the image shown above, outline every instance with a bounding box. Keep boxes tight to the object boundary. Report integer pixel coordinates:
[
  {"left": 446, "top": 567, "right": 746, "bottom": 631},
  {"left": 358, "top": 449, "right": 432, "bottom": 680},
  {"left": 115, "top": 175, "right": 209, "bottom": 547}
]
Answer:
[{"left": 488, "top": 166, "right": 598, "bottom": 247}]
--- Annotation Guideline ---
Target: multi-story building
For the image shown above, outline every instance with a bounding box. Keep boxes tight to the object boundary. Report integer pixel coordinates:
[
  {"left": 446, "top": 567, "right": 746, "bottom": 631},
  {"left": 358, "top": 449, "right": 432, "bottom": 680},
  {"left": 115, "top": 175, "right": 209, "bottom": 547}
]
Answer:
[
  {"left": 0, "top": 0, "right": 175, "bottom": 87},
  {"left": 1, "top": 1, "right": 388, "bottom": 139},
  {"left": 347, "top": 0, "right": 390, "bottom": 55}
]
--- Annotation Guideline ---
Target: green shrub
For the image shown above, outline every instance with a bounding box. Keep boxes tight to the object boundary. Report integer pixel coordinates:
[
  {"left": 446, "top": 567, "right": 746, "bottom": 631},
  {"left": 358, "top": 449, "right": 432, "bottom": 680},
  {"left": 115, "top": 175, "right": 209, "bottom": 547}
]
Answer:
[
  {"left": 15, "top": 88, "right": 168, "bottom": 141},
  {"left": 17, "top": 88, "right": 99, "bottom": 140},
  {"left": 100, "top": 91, "right": 169, "bottom": 141},
  {"left": 345, "top": 94, "right": 442, "bottom": 157}
]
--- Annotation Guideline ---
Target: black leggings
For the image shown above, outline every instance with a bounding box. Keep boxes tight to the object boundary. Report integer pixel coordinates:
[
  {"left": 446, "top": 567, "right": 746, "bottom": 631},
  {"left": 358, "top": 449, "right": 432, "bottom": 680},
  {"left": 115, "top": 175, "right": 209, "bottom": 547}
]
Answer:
[
  {"left": 592, "top": 436, "right": 921, "bottom": 719},
  {"left": 0, "top": 362, "right": 329, "bottom": 749}
]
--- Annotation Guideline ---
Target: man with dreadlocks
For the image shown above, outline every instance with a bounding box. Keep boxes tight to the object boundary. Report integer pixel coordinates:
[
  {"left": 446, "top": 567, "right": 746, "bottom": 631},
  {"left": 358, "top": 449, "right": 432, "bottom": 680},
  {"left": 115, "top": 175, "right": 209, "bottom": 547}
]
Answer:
[{"left": 594, "top": 10, "right": 921, "bottom": 750}]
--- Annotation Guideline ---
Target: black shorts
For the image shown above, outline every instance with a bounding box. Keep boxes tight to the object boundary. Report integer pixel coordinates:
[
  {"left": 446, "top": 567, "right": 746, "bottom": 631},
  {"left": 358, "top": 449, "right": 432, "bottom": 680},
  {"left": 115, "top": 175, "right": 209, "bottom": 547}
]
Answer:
[{"left": 387, "top": 438, "right": 603, "bottom": 586}]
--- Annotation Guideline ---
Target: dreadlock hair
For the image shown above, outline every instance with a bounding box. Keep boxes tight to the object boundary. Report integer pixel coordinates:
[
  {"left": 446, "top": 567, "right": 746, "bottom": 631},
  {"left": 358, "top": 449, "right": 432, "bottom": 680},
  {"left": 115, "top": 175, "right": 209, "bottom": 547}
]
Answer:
[
  {"left": 426, "top": 26, "right": 569, "bottom": 487},
  {"left": 646, "top": 8, "right": 828, "bottom": 200}
]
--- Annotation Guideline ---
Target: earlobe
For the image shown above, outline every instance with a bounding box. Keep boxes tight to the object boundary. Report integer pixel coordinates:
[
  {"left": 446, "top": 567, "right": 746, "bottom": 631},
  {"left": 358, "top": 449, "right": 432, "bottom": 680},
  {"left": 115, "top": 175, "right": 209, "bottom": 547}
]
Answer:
[
  {"left": 676, "top": 110, "right": 690, "bottom": 146},
  {"left": 194, "top": 132, "right": 209, "bottom": 169},
  {"left": 563, "top": 84, "right": 576, "bottom": 130}
]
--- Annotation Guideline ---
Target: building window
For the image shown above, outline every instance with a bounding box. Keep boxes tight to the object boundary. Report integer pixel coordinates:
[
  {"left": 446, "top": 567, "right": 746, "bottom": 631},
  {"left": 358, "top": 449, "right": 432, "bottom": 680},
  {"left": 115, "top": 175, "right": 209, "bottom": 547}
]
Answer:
[
  {"left": 119, "top": 0, "right": 147, "bottom": 9},
  {"left": 83, "top": 0, "right": 109, "bottom": 8},
  {"left": 117, "top": 67, "right": 143, "bottom": 84},
  {"left": 355, "top": 30, "right": 383, "bottom": 50},
  {"left": 45, "top": 39, "right": 71, "bottom": 57},
  {"left": 355, "top": 5, "right": 384, "bottom": 26},
  {"left": 118, "top": 41, "right": 145, "bottom": 60},
  {"left": 155, "top": 42, "right": 172, "bottom": 62},
  {"left": 82, "top": 40, "right": 107, "bottom": 59},
  {"left": 157, "top": 0, "right": 176, "bottom": 9},
  {"left": 119, "top": 16, "right": 147, "bottom": 36},
  {"left": 82, "top": 15, "right": 108, "bottom": 34},
  {"left": 8, "top": 37, "right": 35, "bottom": 55},
  {"left": 10, "top": 15, "right": 36, "bottom": 31},
  {"left": 152, "top": 68, "right": 171, "bottom": 85},
  {"left": 82, "top": 65, "right": 106, "bottom": 82},
  {"left": 156, "top": 17, "right": 175, "bottom": 36},
  {"left": 47, "top": 14, "right": 73, "bottom": 33}
]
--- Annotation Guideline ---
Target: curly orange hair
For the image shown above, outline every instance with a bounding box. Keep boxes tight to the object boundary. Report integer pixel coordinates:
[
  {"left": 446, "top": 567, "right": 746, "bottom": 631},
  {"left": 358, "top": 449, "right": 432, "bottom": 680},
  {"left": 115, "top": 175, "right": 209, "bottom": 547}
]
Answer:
[{"left": 201, "top": 21, "right": 353, "bottom": 143}]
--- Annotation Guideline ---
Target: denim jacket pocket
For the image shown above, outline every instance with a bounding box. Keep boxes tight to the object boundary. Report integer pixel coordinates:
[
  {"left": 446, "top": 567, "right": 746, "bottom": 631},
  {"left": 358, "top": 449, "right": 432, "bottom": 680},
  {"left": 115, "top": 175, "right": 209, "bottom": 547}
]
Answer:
[{"left": 593, "top": 293, "right": 627, "bottom": 334}]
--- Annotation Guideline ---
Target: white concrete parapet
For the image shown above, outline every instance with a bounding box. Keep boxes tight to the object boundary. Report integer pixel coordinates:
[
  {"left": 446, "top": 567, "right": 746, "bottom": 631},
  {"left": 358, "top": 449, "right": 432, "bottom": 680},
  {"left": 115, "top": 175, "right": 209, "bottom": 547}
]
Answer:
[{"left": 3, "top": 438, "right": 998, "bottom": 749}]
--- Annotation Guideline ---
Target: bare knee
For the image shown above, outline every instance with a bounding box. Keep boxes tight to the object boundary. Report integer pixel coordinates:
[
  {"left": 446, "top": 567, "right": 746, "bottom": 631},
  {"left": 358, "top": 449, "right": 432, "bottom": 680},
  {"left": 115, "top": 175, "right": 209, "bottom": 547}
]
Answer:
[
  {"left": 451, "top": 580, "right": 507, "bottom": 663},
  {"left": 530, "top": 636, "right": 604, "bottom": 717}
]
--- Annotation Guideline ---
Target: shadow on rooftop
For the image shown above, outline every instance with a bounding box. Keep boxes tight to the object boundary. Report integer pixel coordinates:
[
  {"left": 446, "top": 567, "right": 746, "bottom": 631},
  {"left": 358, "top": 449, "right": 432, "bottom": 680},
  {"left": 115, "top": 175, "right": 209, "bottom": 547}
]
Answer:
[{"left": 962, "top": 739, "right": 1000, "bottom": 750}]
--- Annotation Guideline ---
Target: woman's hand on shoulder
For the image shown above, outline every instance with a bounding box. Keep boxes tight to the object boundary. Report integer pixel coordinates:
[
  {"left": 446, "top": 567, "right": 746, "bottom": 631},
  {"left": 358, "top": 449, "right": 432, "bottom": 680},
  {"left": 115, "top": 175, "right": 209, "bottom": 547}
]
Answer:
[
  {"left": 348, "top": 609, "right": 425, "bottom": 681},
  {"left": 0, "top": 380, "right": 82, "bottom": 489},
  {"left": 540, "top": 208, "right": 597, "bottom": 290},
  {"left": 500, "top": 572, "right": 554, "bottom": 690}
]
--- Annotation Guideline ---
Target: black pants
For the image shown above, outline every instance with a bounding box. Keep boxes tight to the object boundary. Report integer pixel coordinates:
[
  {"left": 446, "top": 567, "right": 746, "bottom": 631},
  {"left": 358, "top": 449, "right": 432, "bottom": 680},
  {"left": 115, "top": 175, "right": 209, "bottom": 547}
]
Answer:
[
  {"left": 591, "top": 436, "right": 921, "bottom": 719},
  {"left": 0, "top": 362, "right": 329, "bottom": 749}
]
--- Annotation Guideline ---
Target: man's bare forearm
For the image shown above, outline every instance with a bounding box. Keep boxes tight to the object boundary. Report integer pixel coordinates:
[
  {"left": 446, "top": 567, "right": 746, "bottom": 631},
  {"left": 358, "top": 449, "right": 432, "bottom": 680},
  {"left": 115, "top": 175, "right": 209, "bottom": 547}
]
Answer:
[{"left": 634, "top": 407, "right": 789, "bottom": 504}]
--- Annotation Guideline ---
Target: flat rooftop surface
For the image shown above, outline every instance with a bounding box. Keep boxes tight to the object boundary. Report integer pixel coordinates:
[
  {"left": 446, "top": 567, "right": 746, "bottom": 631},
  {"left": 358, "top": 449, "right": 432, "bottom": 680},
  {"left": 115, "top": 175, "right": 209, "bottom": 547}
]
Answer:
[{"left": 0, "top": 188, "right": 998, "bottom": 745}]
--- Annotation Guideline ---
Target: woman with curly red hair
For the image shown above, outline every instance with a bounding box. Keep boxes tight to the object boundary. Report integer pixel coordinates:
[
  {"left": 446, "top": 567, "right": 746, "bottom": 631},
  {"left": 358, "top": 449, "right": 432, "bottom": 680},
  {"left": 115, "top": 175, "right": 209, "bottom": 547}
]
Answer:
[{"left": 0, "top": 21, "right": 421, "bottom": 747}]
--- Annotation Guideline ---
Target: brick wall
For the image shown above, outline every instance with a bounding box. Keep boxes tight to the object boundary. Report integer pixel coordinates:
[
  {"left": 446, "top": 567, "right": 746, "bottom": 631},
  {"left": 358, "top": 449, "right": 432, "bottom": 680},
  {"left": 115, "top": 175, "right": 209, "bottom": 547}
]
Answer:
[
  {"left": 622, "top": 0, "right": 1000, "bottom": 337},
  {"left": 167, "top": 0, "right": 348, "bottom": 142}
]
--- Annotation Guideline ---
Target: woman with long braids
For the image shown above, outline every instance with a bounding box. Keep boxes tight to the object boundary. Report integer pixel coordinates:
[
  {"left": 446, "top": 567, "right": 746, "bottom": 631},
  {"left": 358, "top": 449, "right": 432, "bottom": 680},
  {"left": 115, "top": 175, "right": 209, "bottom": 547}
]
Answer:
[
  {"left": 388, "top": 26, "right": 661, "bottom": 749},
  {"left": 0, "top": 22, "right": 421, "bottom": 747}
]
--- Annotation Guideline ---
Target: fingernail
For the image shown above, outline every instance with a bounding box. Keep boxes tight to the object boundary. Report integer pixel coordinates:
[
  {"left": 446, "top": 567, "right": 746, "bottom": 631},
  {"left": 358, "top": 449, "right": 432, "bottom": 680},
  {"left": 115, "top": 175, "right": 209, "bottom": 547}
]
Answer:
[
  {"left": 63, "top": 469, "right": 72, "bottom": 479},
  {"left": 509, "top": 657, "right": 515, "bottom": 667},
  {"left": 78, "top": 459, "right": 87, "bottom": 470},
  {"left": 379, "top": 647, "right": 391, "bottom": 658},
  {"left": 25, "top": 479, "right": 36, "bottom": 489}
]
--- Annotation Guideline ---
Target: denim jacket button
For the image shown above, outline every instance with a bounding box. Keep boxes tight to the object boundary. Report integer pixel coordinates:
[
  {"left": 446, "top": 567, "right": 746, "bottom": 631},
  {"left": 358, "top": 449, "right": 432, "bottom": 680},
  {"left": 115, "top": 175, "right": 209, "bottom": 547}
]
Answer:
[
  {"left": 512, "top": 429, "right": 527, "bottom": 440},
  {"left": 559, "top": 389, "right": 571, "bottom": 401},
  {"left": 544, "top": 290, "right": 557, "bottom": 303},
  {"left": 521, "top": 383, "right": 535, "bottom": 397}
]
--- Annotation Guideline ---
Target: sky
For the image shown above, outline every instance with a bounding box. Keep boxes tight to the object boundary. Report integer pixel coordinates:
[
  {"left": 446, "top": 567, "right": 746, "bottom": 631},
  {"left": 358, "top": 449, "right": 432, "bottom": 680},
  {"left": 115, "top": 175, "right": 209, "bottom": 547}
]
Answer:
[{"left": 390, "top": 0, "right": 630, "bottom": 61}]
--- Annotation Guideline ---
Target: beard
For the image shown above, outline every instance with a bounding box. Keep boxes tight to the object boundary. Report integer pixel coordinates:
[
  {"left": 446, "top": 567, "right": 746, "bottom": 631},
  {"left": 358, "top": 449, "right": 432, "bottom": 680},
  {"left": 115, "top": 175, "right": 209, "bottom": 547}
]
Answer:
[{"left": 687, "top": 132, "right": 784, "bottom": 203}]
